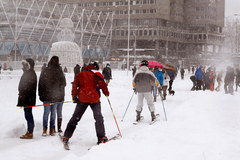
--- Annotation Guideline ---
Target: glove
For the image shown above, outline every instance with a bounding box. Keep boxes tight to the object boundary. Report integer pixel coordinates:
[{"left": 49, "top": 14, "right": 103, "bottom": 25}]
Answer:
[
  {"left": 133, "top": 88, "right": 137, "bottom": 94},
  {"left": 73, "top": 96, "right": 79, "bottom": 103}
]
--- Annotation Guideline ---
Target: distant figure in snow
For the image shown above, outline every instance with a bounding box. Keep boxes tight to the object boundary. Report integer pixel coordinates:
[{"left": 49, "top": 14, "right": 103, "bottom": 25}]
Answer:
[
  {"left": 73, "top": 64, "right": 81, "bottom": 77},
  {"left": 102, "top": 63, "right": 112, "bottom": 85},
  {"left": 224, "top": 66, "right": 235, "bottom": 95}
]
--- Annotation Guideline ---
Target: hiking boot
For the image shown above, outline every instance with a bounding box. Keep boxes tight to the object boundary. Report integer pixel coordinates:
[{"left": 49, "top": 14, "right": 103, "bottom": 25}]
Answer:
[
  {"left": 42, "top": 128, "right": 47, "bottom": 136},
  {"left": 49, "top": 128, "right": 55, "bottom": 136},
  {"left": 97, "top": 136, "right": 108, "bottom": 144},
  {"left": 136, "top": 110, "right": 141, "bottom": 121},
  {"left": 20, "top": 132, "right": 33, "bottom": 139},
  {"left": 151, "top": 112, "right": 156, "bottom": 121}
]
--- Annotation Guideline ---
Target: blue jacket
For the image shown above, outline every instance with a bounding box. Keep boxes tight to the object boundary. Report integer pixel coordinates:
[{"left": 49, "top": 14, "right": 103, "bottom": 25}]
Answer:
[
  {"left": 153, "top": 69, "right": 163, "bottom": 85},
  {"left": 195, "top": 67, "right": 203, "bottom": 80}
]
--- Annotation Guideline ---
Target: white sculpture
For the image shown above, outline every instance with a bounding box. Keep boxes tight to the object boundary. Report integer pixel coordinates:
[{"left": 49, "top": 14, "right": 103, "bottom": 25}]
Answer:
[{"left": 48, "top": 18, "right": 83, "bottom": 72}]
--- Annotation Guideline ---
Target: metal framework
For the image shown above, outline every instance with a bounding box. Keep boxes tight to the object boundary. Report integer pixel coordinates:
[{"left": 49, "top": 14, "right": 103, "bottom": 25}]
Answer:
[{"left": 0, "top": 0, "right": 113, "bottom": 62}]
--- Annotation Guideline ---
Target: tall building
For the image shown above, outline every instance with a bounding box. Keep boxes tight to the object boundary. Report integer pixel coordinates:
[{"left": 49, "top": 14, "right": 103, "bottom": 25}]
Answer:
[{"left": 56, "top": 0, "right": 225, "bottom": 66}]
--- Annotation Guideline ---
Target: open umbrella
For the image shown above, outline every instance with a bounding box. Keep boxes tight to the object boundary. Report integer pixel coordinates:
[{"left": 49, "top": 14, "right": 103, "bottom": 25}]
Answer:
[{"left": 147, "top": 60, "right": 164, "bottom": 68}]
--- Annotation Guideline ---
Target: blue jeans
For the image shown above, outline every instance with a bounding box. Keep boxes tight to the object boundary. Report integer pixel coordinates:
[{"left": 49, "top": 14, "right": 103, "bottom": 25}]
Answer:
[
  {"left": 43, "top": 101, "right": 57, "bottom": 129},
  {"left": 56, "top": 103, "right": 63, "bottom": 118}
]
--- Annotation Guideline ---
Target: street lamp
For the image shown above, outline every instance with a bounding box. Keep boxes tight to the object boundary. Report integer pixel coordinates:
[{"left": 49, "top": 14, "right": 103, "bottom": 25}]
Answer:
[{"left": 127, "top": 0, "right": 130, "bottom": 74}]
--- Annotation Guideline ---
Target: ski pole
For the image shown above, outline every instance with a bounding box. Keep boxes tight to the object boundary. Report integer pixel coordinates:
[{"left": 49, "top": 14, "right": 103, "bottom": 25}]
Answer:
[
  {"left": 158, "top": 88, "right": 168, "bottom": 121},
  {"left": 106, "top": 96, "right": 122, "bottom": 137},
  {"left": 121, "top": 91, "right": 135, "bottom": 122},
  {"left": 18, "top": 100, "right": 74, "bottom": 109}
]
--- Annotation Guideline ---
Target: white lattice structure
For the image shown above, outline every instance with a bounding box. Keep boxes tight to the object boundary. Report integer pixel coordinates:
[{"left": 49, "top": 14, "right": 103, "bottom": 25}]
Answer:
[{"left": 0, "top": 0, "right": 113, "bottom": 63}]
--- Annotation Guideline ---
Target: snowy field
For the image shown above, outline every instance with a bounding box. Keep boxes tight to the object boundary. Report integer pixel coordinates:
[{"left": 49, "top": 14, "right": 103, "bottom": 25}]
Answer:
[{"left": 0, "top": 69, "right": 240, "bottom": 160}]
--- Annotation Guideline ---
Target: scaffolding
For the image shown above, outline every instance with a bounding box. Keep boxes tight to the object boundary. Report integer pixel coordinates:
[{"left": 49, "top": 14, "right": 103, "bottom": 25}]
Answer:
[{"left": 0, "top": 0, "right": 113, "bottom": 64}]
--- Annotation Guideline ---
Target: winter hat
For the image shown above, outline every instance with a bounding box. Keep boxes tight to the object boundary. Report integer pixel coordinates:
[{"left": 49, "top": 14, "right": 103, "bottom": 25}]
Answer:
[
  {"left": 26, "top": 58, "right": 35, "bottom": 69},
  {"left": 106, "top": 63, "right": 110, "bottom": 67},
  {"left": 89, "top": 61, "right": 99, "bottom": 70},
  {"left": 140, "top": 60, "right": 148, "bottom": 67},
  {"left": 48, "top": 56, "right": 60, "bottom": 67}
]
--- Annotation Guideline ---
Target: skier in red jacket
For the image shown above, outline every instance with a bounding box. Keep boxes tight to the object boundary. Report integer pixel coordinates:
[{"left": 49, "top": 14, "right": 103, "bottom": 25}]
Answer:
[{"left": 62, "top": 61, "right": 109, "bottom": 145}]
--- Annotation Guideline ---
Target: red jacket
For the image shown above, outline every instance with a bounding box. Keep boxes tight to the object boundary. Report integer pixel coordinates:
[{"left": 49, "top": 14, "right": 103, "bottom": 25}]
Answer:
[{"left": 72, "top": 65, "right": 109, "bottom": 103}]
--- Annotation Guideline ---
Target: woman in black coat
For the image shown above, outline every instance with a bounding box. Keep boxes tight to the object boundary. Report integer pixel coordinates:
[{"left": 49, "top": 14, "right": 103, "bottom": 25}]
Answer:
[
  {"left": 17, "top": 58, "right": 37, "bottom": 139},
  {"left": 38, "top": 56, "right": 66, "bottom": 136}
]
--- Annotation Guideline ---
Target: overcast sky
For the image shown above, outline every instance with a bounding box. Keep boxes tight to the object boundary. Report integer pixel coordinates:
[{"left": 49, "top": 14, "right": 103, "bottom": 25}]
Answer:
[{"left": 225, "top": 0, "right": 240, "bottom": 17}]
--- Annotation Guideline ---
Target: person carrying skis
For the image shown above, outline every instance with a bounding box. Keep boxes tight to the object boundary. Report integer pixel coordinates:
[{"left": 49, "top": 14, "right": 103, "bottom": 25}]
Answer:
[
  {"left": 132, "top": 60, "right": 158, "bottom": 122},
  {"left": 62, "top": 61, "right": 109, "bottom": 145},
  {"left": 38, "top": 56, "right": 66, "bottom": 136},
  {"left": 17, "top": 58, "right": 37, "bottom": 139},
  {"left": 102, "top": 63, "right": 112, "bottom": 85}
]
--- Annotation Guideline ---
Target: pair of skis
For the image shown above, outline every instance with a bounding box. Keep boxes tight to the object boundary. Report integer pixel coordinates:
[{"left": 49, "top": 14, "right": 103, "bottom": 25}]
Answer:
[
  {"left": 59, "top": 133, "right": 121, "bottom": 150},
  {"left": 133, "top": 114, "right": 160, "bottom": 125}
]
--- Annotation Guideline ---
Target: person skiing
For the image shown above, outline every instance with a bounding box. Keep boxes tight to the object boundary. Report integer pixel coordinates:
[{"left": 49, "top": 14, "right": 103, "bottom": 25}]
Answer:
[
  {"left": 132, "top": 60, "right": 158, "bottom": 122},
  {"left": 62, "top": 61, "right": 109, "bottom": 145},
  {"left": 153, "top": 66, "right": 163, "bottom": 102},
  {"left": 102, "top": 63, "right": 112, "bottom": 85},
  {"left": 38, "top": 56, "right": 66, "bottom": 136},
  {"left": 17, "top": 58, "right": 37, "bottom": 139}
]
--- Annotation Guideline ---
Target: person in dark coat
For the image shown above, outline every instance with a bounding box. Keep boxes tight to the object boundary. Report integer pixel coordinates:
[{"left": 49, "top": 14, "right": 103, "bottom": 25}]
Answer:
[
  {"left": 132, "top": 65, "right": 137, "bottom": 77},
  {"left": 224, "top": 66, "right": 235, "bottom": 95},
  {"left": 73, "top": 64, "right": 81, "bottom": 77},
  {"left": 235, "top": 68, "right": 240, "bottom": 91},
  {"left": 190, "top": 75, "right": 197, "bottom": 91},
  {"left": 17, "top": 58, "right": 37, "bottom": 139},
  {"left": 180, "top": 68, "right": 185, "bottom": 79},
  {"left": 62, "top": 61, "right": 109, "bottom": 145},
  {"left": 41, "top": 63, "right": 47, "bottom": 71},
  {"left": 38, "top": 56, "right": 66, "bottom": 136},
  {"left": 102, "top": 63, "right": 112, "bottom": 85}
]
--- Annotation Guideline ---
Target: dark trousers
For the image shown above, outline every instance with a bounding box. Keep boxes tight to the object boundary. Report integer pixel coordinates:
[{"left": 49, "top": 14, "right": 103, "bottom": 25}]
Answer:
[
  {"left": 64, "top": 102, "right": 105, "bottom": 139},
  {"left": 24, "top": 108, "right": 34, "bottom": 133},
  {"left": 168, "top": 80, "right": 173, "bottom": 91}
]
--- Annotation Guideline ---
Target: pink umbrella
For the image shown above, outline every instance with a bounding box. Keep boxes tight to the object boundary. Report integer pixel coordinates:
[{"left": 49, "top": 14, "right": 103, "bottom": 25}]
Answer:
[{"left": 147, "top": 60, "right": 164, "bottom": 68}]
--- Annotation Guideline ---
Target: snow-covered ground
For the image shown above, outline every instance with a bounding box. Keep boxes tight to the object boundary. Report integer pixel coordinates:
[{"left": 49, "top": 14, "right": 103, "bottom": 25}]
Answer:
[{"left": 0, "top": 69, "right": 240, "bottom": 160}]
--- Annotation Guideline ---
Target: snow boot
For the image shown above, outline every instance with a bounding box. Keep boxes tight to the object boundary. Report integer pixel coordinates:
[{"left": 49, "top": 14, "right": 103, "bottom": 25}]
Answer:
[
  {"left": 42, "top": 128, "right": 47, "bottom": 136},
  {"left": 136, "top": 110, "right": 141, "bottom": 121},
  {"left": 151, "top": 112, "right": 156, "bottom": 121},
  {"left": 97, "top": 136, "right": 108, "bottom": 144},
  {"left": 49, "top": 128, "right": 55, "bottom": 136},
  {"left": 20, "top": 131, "right": 33, "bottom": 139},
  {"left": 57, "top": 118, "right": 63, "bottom": 133}
]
